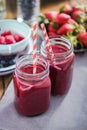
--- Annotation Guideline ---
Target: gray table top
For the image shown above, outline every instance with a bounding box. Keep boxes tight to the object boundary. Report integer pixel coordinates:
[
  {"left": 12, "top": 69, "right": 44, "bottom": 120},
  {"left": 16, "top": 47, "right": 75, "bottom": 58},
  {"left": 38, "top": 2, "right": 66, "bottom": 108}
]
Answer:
[{"left": 0, "top": 52, "right": 87, "bottom": 130}]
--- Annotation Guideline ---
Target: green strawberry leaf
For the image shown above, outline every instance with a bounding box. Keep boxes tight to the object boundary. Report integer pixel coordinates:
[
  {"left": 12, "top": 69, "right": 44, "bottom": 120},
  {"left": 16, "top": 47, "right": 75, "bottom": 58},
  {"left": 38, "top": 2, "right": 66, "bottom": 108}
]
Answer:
[
  {"left": 44, "top": 19, "right": 49, "bottom": 24},
  {"left": 73, "top": 26, "right": 80, "bottom": 35},
  {"left": 38, "top": 13, "right": 46, "bottom": 20},
  {"left": 59, "top": 7, "right": 65, "bottom": 13},
  {"left": 51, "top": 22, "right": 59, "bottom": 29},
  {"left": 73, "top": 24, "right": 86, "bottom": 35},
  {"left": 76, "top": 14, "right": 86, "bottom": 24},
  {"left": 81, "top": 18, "right": 87, "bottom": 30},
  {"left": 38, "top": 13, "right": 49, "bottom": 24},
  {"left": 67, "top": 32, "right": 78, "bottom": 48}
]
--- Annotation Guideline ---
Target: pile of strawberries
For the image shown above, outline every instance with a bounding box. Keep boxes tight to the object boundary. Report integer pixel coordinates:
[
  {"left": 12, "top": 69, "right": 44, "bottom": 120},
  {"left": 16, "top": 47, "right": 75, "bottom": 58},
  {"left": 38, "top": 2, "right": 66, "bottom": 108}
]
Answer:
[
  {"left": 39, "top": 3, "right": 87, "bottom": 50},
  {"left": 0, "top": 30, "right": 24, "bottom": 45}
]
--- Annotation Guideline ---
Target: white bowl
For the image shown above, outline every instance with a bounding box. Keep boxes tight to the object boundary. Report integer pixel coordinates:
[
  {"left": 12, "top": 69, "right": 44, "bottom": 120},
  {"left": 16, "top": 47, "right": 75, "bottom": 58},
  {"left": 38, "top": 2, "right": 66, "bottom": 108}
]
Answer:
[{"left": 0, "top": 19, "right": 31, "bottom": 55}]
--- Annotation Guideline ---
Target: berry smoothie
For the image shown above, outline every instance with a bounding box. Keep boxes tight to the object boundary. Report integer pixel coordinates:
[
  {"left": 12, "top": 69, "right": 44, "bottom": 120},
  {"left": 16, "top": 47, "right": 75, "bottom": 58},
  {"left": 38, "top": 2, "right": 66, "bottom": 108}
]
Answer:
[
  {"left": 49, "top": 44, "right": 74, "bottom": 95},
  {"left": 41, "top": 36, "right": 75, "bottom": 96},
  {"left": 13, "top": 57, "right": 51, "bottom": 116}
]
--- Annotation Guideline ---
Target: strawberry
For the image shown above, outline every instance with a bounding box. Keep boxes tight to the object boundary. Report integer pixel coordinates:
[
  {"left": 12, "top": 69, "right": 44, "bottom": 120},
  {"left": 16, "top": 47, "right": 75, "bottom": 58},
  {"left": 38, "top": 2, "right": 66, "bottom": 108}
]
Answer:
[
  {"left": 48, "top": 24, "right": 56, "bottom": 33},
  {"left": 57, "top": 23, "right": 74, "bottom": 35},
  {"left": 56, "top": 13, "right": 71, "bottom": 25},
  {"left": 47, "top": 22, "right": 59, "bottom": 32},
  {"left": 45, "top": 11, "right": 59, "bottom": 21},
  {"left": 72, "top": 10, "right": 85, "bottom": 23},
  {"left": 13, "top": 34, "right": 24, "bottom": 42},
  {"left": 72, "top": 5, "right": 85, "bottom": 12},
  {"left": 5, "top": 35, "right": 16, "bottom": 44},
  {"left": 0, "top": 36, "right": 5, "bottom": 44},
  {"left": 59, "top": 4, "right": 73, "bottom": 14},
  {"left": 13, "top": 34, "right": 20, "bottom": 42},
  {"left": 48, "top": 31, "right": 56, "bottom": 36},
  {"left": 78, "top": 32, "right": 87, "bottom": 47},
  {"left": 18, "top": 35, "right": 24, "bottom": 41},
  {"left": 1, "top": 30, "right": 12, "bottom": 36}
]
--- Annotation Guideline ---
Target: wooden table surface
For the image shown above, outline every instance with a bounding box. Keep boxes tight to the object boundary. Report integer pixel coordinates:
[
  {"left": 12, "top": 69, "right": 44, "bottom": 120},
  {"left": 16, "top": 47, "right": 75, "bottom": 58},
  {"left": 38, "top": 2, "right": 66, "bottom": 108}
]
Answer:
[{"left": 0, "top": 0, "right": 70, "bottom": 100}]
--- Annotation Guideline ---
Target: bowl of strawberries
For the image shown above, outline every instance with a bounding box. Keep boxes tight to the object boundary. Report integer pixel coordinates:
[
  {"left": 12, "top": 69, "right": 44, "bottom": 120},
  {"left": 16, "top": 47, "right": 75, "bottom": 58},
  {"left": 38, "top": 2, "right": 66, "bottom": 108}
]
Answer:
[
  {"left": 0, "top": 19, "right": 31, "bottom": 55},
  {"left": 39, "top": 3, "right": 87, "bottom": 52}
]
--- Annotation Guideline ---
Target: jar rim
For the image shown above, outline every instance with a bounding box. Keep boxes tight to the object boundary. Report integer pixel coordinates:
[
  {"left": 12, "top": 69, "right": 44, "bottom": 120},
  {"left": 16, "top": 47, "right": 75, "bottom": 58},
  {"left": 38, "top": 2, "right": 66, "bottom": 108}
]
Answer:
[
  {"left": 41, "top": 35, "right": 73, "bottom": 59},
  {"left": 15, "top": 54, "right": 49, "bottom": 80}
]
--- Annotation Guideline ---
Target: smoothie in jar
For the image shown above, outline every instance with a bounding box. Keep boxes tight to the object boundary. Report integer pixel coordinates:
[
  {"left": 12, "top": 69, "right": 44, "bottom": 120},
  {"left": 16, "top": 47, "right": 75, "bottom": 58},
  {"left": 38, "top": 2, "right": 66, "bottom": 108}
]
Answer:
[
  {"left": 13, "top": 54, "right": 51, "bottom": 116},
  {"left": 41, "top": 36, "right": 75, "bottom": 96}
]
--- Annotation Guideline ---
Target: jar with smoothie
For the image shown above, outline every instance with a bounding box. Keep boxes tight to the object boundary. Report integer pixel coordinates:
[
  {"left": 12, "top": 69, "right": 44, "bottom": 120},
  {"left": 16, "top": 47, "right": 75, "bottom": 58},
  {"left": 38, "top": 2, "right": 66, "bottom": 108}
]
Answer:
[
  {"left": 41, "top": 35, "right": 75, "bottom": 96},
  {"left": 13, "top": 54, "right": 51, "bottom": 116}
]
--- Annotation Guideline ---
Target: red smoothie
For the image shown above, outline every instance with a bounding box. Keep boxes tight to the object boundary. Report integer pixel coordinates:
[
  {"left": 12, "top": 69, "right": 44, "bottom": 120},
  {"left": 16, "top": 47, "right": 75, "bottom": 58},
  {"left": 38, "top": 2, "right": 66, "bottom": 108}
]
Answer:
[
  {"left": 49, "top": 44, "right": 74, "bottom": 95},
  {"left": 13, "top": 55, "right": 51, "bottom": 116},
  {"left": 41, "top": 36, "right": 75, "bottom": 96}
]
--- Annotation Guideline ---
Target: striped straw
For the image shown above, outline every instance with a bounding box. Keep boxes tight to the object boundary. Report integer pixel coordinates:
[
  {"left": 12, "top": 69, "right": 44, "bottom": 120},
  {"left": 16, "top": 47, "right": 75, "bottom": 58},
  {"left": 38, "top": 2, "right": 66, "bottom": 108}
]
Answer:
[
  {"left": 32, "top": 22, "right": 38, "bottom": 74},
  {"left": 41, "top": 23, "right": 54, "bottom": 60},
  {"left": 41, "top": 23, "right": 61, "bottom": 71}
]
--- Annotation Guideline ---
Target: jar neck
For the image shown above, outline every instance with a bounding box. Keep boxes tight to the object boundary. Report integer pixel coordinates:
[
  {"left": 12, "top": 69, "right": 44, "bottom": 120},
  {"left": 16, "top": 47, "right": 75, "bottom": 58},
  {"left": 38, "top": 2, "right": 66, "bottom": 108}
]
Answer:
[
  {"left": 15, "top": 54, "right": 49, "bottom": 82},
  {"left": 41, "top": 36, "right": 74, "bottom": 62}
]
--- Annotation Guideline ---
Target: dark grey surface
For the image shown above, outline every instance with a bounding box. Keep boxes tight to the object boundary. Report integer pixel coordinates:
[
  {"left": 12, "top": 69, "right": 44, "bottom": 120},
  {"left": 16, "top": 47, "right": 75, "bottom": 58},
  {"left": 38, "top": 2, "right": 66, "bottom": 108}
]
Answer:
[{"left": 0, "top": 52, "right": 87, "bottom": 130}]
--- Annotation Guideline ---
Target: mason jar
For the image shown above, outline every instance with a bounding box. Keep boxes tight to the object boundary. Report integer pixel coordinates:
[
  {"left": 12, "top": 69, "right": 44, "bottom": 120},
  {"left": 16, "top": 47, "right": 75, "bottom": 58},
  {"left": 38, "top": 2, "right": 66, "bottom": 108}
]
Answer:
[
  {"left": 17, "top": 0, "right": 40, "bottom": 23},
  {"left": 13, "top": 53, "right": 51, "bottom": 116},
  {"left": 41, "top": 35, "right": 75, "bottom": 96}
]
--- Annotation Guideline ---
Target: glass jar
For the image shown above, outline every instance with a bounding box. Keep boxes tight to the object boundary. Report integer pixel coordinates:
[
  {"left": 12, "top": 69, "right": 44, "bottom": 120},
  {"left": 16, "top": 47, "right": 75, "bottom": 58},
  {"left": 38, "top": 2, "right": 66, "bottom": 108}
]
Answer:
[
  {"left": 17, "top": 0, "right": 40, "bottom": 23},
  {"left": 41, "top": 35, "right": 75, "bottom": 96},
  {"left": 13, "top": 54, "right": 51, "bottom": 116}
]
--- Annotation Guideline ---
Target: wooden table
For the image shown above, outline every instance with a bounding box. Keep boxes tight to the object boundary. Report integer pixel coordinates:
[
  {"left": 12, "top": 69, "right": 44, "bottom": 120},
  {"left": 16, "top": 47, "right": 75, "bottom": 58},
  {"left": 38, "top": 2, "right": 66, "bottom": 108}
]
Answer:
[{"left": 0, "top": 0, "right": 70, "bottom": 100}]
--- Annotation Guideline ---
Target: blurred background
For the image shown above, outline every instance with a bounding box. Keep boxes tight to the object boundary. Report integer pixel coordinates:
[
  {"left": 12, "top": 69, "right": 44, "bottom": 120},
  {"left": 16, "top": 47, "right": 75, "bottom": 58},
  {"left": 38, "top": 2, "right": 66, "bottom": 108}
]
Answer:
[{"left": 5, "top": 0, "right": 69, "bottom": 19}]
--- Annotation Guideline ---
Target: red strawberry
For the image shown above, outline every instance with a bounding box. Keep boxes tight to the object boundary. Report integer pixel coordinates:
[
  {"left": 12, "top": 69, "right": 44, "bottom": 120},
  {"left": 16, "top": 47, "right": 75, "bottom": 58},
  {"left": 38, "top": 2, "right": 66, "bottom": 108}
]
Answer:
[
  {"left": 18, "top": 35, "right": 24, "bottom": 41},
  {"left": 56, "top": 13, "right": 71, "bottom": 25},
  {"left": 13, "top": 34, "right": 20, "bottom": 42},
  {"left": 45, "top": 11, "right": 59, "bottom": 21},
  {"left": 5, "top": 35, "right": 16, "bottom": 44},
  {"left": 48, "top": 24, "right": 57, "bottom": 33},
  {"left": 13, "top": 34, "right": 24, "bottom": 42},
  {"left": 78, "top": 32, "right": 87, "bottom": 47},
  {"left": 72, "top": 6, "right": 84, "bottom": 12},
  {"left": 48, "top": 31, "right": 56, "bottom": 36},
  {"left": 72, "top": 10, "right": 85, "bottom": 22},
  {"left": 1, "top": 30, "right": 12, "bottom": 36},
  {"left": 60, "top": 4, "right": 73, "bottom": 14},
  {"left": 0, "top": 36, "right": 5, "bottom": 44},
  {"left": 57, "top": 23, "right": 74, "bottom": 35}
]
